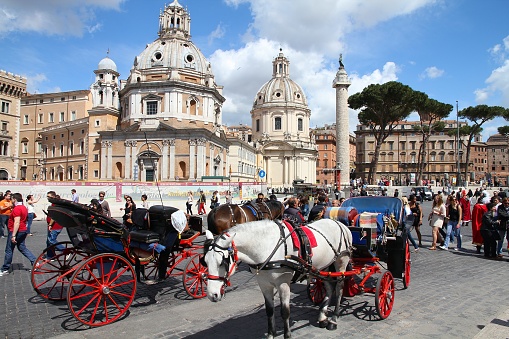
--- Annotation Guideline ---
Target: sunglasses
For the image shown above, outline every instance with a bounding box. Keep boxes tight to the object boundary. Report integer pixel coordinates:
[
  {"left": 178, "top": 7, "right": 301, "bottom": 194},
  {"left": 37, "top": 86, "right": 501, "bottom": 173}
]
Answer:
[{"left": 99, "top": 195, "right": 105, "bottom": 197}]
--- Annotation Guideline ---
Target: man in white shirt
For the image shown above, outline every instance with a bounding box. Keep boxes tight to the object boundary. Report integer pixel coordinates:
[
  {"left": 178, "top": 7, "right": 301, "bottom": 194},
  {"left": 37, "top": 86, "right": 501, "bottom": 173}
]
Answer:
[{"left": 71, "top": 189, "right": 79, "bottom": 203}]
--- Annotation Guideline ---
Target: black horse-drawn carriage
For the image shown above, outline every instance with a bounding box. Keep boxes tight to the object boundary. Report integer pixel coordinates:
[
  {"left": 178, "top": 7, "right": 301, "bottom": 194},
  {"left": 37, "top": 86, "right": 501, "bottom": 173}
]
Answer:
[{"left": 31, "top": 198, "right": 207, "bottom": 326}]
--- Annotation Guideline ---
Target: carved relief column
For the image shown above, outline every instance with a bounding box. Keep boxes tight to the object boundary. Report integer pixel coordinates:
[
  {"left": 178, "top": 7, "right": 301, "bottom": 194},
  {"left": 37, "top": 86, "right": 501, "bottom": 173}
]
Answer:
[
  {"left": 225, "top": 149, "right": 230, "bottom": 178},
  {"left": 124, "top": 141, "right": 131, "bottom": 179},
  {"left": 169, "top": 139, "right": 176, "bottom": 180},
  {"left": 162, "top": 139, "right": 170, "bottom": 181},
  {"left": 106, "top": 141, "right": 113, "bottom": 180},
  {"left": 189, "top": 139, "right": 196, "bottom": 180},
  {"left": 100, "top": 141, "right": 108, "bottom": 179}
]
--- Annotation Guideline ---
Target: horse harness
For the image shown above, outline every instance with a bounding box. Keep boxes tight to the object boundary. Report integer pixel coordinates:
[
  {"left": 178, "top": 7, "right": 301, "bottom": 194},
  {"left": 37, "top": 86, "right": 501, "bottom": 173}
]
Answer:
[
  {"left": 226, "top": 201, "right": 274, "bottom": 227},
  {"left": 205, "top": 220, "right": 353, "bottom": 290}
]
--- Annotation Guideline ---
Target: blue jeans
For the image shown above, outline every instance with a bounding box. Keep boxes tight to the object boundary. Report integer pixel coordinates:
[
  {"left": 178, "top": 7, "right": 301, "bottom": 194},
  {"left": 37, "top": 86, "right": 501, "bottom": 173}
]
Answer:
[
  {"left": 0, "top": 214, "right": 8, "bottom": 237},
  {"left": 26, "top": 213, "right": 34, "bottom": 234},
  {"left": 404, "top": 221, "right": 419, "bottom": 250},
  {"left": 453, "top": 224, "right": 462, "bottom": 249},
  {"left": 2, "top": 231, "right": 36, "bottom": 272},
  {"left": 496, "top": 229, "right": 506, "bottom": 255},
  {"left": 46, "top": 229, "right": 65, "bottom": 258},
  {"left": 443, "top": 220, "right": 459, "bottom": 249}
]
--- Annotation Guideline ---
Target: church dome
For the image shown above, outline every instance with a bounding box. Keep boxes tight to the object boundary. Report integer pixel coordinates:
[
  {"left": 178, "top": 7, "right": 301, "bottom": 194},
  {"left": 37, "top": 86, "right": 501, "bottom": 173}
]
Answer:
[
  {"left": 253, "top": 49, "right": 308, "bottom": 108},
  {"left": 131, "top": 0, "right": 211, "bottom": 76},
  {"left": 97, "top": 56, "right": 117, "bottom": 72}
]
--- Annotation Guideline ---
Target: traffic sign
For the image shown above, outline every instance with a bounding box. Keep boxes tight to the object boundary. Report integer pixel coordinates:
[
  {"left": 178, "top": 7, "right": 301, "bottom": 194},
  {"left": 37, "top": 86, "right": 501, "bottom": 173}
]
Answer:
[{"left": 258, "top": 170, "right": 266, "bottom": 178}]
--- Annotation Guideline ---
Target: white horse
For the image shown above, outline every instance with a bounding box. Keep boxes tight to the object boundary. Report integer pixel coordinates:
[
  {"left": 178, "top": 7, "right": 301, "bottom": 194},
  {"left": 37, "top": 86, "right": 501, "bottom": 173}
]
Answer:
[{"left": 204, "top": 218, "right": 353, "bottom": 339}]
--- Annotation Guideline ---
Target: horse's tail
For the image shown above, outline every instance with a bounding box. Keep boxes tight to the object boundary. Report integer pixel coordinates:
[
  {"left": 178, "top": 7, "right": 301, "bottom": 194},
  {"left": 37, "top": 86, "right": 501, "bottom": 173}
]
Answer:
[{"left": 207, "top": 208, "right": 219, "bottom": 235}]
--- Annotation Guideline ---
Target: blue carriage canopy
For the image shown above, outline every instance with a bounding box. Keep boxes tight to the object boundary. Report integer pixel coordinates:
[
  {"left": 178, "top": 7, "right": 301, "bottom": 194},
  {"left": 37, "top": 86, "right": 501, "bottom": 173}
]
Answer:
[{"left": 340, "top": 196, "right": 403, "bottom": 223}]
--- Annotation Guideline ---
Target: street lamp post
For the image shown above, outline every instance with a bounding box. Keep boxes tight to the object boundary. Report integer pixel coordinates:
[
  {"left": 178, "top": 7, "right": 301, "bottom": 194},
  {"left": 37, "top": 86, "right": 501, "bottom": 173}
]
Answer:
[{"left": 456, "top": 101, "right": 460, "bottom": 187}]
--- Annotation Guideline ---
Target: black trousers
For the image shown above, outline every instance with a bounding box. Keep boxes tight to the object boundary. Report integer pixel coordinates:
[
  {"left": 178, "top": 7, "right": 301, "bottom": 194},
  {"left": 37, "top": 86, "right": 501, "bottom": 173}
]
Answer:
[
  {"left": 480, "top": 229, "right": 497, "bottom": 257},
  {"left": 158, "top": 232, "right": 179, "bottom": 279}
]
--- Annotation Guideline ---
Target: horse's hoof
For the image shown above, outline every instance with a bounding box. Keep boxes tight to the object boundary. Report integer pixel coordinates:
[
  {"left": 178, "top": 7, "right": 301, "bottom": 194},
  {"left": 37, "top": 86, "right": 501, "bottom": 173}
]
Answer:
[
  {"left": 326, "top": 322, "right": 337, "bottom": 331},
  {"left": 319, "top": 320, "right": 328, "bottom": 328}
]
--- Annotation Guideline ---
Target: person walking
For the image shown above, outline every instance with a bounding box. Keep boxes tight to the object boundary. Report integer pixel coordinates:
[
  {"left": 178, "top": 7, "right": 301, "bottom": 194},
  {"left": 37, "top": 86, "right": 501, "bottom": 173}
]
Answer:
[
  {"left": 0, "top": 193, "right": 36, "bottom": 276},
  {"left": 210, "top": 191, "right": 219, "bottom": 209},
  {"left": 481, "top": 202, "right": 499, "bottom": 258},
  {"left": 225, "top": 190, "right": 232, "bottom": 204},
  {"left": 197, "top": 191, "right": 206, "bottom": 215},
  {"left": 45, "top": 191, "right": 65, "bottom": 259},
  {"left": 25, "top": 194, "right": 40, "bottom": 235},
  {"left": 439, "top": 195, "right": 462, "bottom": 251},
  {"left": 496, "top": 197, "right": 509, "bottom": 258},
  {"left": 471, "top": 197, "right": 488, "bottom": 253},
  {"left": 186, "top": 191, "right": 194, "bottom": 215},
  {"left": 71, "top": 189, "right": 79, "bottom": 203},
  {"left": 428, "top": 194, "right": 446, "bottom": 250},
  {"left": 0, "top": 191, "right": 13, "bottom": 238},
  {"left": 98, "top": 191, "right": 110, "bottom": 217},
  {"left": 459, "top": 190, "right": 471, "bottom": 234},
  {"left": 408, "top": 194, "right": 423, "bottom": 247},
  {"left": 120, "top": 195, "right": 136, "bottom": 229},
  {"left": 402, "top": 197, "right": 419, "bottom": 252}
]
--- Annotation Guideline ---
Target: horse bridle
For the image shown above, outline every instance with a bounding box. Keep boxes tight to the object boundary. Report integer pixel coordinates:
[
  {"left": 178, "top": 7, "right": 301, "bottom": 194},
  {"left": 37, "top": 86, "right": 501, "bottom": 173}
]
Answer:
[{"left": 205, "top": 233, "right": 238, "bottom": 294}]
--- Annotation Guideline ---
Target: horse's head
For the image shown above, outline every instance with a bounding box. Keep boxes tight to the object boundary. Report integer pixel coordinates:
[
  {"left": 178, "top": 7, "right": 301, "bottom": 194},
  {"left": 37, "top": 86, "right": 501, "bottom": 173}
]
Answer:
[{"left": 203, "top": 230, "right": 237, "bottom": 302}]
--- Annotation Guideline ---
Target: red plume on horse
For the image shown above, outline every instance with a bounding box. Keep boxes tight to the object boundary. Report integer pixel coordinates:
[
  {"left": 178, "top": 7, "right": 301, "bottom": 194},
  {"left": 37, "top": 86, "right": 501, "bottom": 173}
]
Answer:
[{"left": 207, "top": 199, "right": 285, "bottom": 234}]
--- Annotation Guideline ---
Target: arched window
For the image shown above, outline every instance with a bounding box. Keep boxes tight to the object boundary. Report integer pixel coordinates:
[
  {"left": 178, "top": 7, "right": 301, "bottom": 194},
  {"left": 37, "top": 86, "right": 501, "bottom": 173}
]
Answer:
[
  {"left": 274, "top": 117, "right": 282, "bottom": 130},
  {"left": 298, "top": 118, "right": 303, "bottom": 131}
]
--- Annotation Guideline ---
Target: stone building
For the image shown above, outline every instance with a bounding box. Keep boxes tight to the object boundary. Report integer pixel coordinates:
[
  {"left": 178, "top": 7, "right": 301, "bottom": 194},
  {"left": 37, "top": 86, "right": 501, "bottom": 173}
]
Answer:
[
  {"left": 313, "top": 124, "right": 356, "bottom": 188},
  {"left": 225, "top": 125, "right": 258, "bottom": 182},
  {"left": 20, "top": 0, "right": 229, "bottom": 183},
  {"left": 486, "top": 134, "right": 509, "bottom": 186},
  {"left": 355, "top": 119, "right": 474, "bottom": 186},
  {"left": 250, "top": 49, "right": 317, "bottom": 188},
  {"left": 0, "top": 70, "right": 27, "bottom": 180}
]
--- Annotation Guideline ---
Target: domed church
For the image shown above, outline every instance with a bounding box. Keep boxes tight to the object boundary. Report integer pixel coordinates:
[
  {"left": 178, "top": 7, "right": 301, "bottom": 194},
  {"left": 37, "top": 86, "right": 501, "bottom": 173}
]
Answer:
[
  {"left": 94, "top": 0, "right": 229, "bottom": 181},
  {"left": 251, "top": 49, "right": 317, "bottom": 187}
]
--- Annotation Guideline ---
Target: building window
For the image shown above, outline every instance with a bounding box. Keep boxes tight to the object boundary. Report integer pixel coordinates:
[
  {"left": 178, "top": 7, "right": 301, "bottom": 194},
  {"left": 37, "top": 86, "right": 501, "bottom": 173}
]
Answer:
[
  {"left": 23, "top": 115, "right": 29, "bottom": 124},
  {"left": 69, "top": 142, "right": 74, "bottom": 155},
  {"left": 59, "top": 144, "right": 64, "bottom": 156},
  {"left": 80, "top": 141, "right": 84, "bottom": 154},
  {"left": 72, "top": 96, "right": 77, "bottom": 100},
  {"left": 22, "top": 143, "right": 28, "bottom": 153},
  {"left": 37, "top": 142, "right": 42, "bottom": 153},
  {"left": 49, "top": 112, "right": 54, "bottom": 123},
  {"left": 51, "top": 146, "right": 55, "bottom": 157},
  {"left": 1, "top": 101, "right": 10, "bottom": 113},
  {"left": 38, "top": 113, "right": 43, "bottom": 124},
  {"left": 60, "top": 112, "right": 65, "bottom": 122},
  {"left": 256, "top": 119, "right": 260, "bottom": 132},
  {"left": 298, "top": 118, "right": 303, "bottom": 131},
  {"left": 94, "top": 170, "right": 99, "bottom": 178},
  {"left": 71, "top": 111, "right": 76, "bottom": 121},
  {"left": 94, "top": 154, "right": 99, "bottom": 161},
  {"left": 95, "top": 120, "right": 100, "bottom": 127},
  {"left": 147, "top": 101, "right": 158, "bottom": 115},
  {"left": 274, "top": 117, "right": 282, "bottom": 130},
  {"left": 324, "top": 145, "right": 328, "bottom": 150}
]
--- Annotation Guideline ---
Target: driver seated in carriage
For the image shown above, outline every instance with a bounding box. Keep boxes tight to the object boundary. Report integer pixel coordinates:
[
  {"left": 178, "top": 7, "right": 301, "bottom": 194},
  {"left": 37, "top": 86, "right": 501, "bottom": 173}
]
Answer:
[{"left": 282, "top": 197, "right": 306, "bottom": 226}]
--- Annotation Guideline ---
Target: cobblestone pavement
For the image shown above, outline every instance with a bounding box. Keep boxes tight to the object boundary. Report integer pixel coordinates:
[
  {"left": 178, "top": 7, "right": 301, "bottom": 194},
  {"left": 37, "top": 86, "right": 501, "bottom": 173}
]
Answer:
[{"left": 0, "top": 204, "right": 508, "bottom": 338}]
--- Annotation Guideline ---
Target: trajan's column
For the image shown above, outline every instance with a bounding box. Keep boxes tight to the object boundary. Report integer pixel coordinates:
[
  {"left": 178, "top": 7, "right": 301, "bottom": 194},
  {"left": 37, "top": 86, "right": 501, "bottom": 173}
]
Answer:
[{"left": 332, "top": 54, "right": 351, "bottom": 189}]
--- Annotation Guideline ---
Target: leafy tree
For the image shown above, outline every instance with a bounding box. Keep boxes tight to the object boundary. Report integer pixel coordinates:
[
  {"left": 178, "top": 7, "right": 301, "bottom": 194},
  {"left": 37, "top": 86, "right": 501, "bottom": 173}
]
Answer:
[
  {"left": 349, "top": 81, "right": 415, "bottom": 184},
  {"left": 411, "top": 92, "right": 452, "bottom": 185},
  {"left": 458, "top": 105, "right": 508, "bottom": 185},
  {"left": 498, "top": 125, "right": 509, "bottom": 136}
]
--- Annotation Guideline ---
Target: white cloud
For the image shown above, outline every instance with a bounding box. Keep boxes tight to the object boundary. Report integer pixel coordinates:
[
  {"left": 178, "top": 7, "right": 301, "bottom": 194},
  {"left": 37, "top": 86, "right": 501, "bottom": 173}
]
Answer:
[
  {"left": 25, "top": 73, "right": 48, "bottom": 93},
  {"left": 208, "top": 23, "right": 226, "bottom": 45},
  {"left": 227, "top": 0, "right": 437, "bottom": 55},
  {"left": 477, "top": 36, "right": 509, "bottom": 107},
  {"left": 419, "top": 66, "right": 444, "bottom": 79},
  {"left": 0, "top": 0, "right": 124, "bottom": 36}
]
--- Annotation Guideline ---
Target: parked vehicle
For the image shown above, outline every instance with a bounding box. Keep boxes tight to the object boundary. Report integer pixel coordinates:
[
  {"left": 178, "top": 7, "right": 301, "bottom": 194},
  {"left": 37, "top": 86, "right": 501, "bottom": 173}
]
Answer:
[{"left": 414, "top": 186, "right": 433, "bottom": 201}]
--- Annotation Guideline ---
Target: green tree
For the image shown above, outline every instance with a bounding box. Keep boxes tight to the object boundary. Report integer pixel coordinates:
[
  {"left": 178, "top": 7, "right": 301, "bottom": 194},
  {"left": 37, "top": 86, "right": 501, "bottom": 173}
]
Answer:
[
  {"left": 458, "top": 105, "right": 508, "bottom": 185},
  {"left": 411, "top": 92, "right": 452, "bottom": 185},
  {"left": 349, "top": 81, "right": 415, "bottom": 184},
  {"left": 498, "top": 125, "right": 509, "bottom": 136}
]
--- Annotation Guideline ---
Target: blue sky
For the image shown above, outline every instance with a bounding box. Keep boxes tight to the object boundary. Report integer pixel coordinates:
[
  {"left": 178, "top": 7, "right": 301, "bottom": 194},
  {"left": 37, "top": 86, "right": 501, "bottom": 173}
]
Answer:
[{"left": 1, "top": 0, "right": 508, "bottom": 140}]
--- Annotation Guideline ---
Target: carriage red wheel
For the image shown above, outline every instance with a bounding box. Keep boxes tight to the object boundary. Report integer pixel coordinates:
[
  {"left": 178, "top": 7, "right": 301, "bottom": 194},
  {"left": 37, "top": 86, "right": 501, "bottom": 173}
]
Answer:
[
  {"left": 375, "top": 270, "right": 395, "bottom": 319},
  {"left": 67, "top": 253, "right": 137, "bottom": 326},
  {"left": 307, "top": 277, "right": 326, "bottom": 305},
  {"left": 402, "top": 240, "right": 411, "bottom": 289},
  {"left": 183, "top": 254, "right": 208, "bottom": 298},
  {"left": 31, "top": 241, "right": 89, "bottom": 300}
]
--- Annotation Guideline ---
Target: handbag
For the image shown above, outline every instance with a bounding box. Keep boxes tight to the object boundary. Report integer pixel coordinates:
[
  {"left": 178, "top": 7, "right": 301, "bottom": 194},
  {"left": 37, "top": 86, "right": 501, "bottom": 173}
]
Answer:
[
  {"left": 491, "top": 229, "right": 502, "bottom": 241},
  {"left": 33, "top": 213, "right": 37, "bottom": 219}
]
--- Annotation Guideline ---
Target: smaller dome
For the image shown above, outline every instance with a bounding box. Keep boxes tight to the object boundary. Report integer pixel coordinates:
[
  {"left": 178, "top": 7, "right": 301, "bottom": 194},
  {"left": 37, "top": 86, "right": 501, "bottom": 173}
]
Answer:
[{"left": 98, "top": 57, "right": 117, "bottom": 72}]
